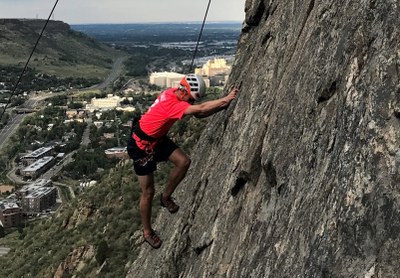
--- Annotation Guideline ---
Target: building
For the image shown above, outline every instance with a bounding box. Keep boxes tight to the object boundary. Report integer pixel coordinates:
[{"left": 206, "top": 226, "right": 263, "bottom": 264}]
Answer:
[
  {"left": 149, "top": 72, "right": 185, "bottom": 88},
  {"left": 19, "top": 180, "right": 57, "bottom": 214},
  {"left": 195, "top": 58, "right": 231, "bottom": 77},
  {"left": 21, "top": 146, "right": 54, "bottom": 165},
  {"left": 65, "top": 109, "right": 87, "bottom": 120},
  {"left": 0, "top": 201, "right": 22, "bottom": 228},
  {"left": 20, "top": 156, "right": 55, "bottom": 180},
  {"left": 0, "top": 185, "right": 14, "bottom": 194},
  {"left": 86, "top": 94, "right": 122, "bottom": 111},
  {"left": 194, "top": 58, "right": 231, "bottom": 86},
  {"left": 105, "top": 147, "right": 128, "bottom": 159}
]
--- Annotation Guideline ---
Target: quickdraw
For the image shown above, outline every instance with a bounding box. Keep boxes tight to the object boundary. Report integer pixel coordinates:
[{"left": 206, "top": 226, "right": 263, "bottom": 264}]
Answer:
[
  {"left": 134, "top": 138, "right": 155, "bottom": 166},
  {"left": 134, "top": 153, "right": 154, "bottom": 166}
]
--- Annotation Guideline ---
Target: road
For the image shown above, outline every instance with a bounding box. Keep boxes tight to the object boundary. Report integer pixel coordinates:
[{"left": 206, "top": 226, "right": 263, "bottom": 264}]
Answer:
[
  {"left": 0, "top": 56, "right": 126, "bottom": 149},
  {"left": 0, "top": 93, "right": 52, "bottom": 148},
  {"left": 81, "top": 113, "right": 92, "bottom": 148},
  {"left": 0, "top": 114, "right": 27, "bottom": 147},
  {"left": 90, "top": 56, "right": 128, "bottom": 89}
]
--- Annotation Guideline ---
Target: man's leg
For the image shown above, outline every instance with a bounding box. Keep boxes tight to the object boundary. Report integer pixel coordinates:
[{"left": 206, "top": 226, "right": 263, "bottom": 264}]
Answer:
[
  {"left": 162, "top": 148, "right": 191, "bottom": 199},
  {"left": 138, "top": 173, "right": 155, "bottom": 236}
]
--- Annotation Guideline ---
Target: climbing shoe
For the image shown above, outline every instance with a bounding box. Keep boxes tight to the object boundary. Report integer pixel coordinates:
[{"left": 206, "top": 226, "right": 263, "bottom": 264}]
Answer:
[
  {"left": 144, "top": 230, "right": 162, "bottom": 249},
  {"left": 160, "top": 195, "right": 180, "bottom": 214}
]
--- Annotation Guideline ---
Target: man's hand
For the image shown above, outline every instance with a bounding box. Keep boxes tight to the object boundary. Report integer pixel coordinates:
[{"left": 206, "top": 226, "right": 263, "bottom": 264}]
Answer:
[{"left": 222, "top": 87, "right": 239, "bottom": 107}]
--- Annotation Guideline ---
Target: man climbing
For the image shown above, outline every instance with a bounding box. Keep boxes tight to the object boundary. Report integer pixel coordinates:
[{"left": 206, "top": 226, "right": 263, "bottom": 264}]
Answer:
[{"left": 127, "top": 73, "right": 238, "bottom": 249}]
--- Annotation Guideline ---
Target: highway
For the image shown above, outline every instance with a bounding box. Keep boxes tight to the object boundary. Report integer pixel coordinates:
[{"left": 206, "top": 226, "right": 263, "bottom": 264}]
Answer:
[
  {"left": 90, "top": 56, "right": 127, "bottom": 89},
  {"left": 0, "top": 113, "right": 27, "bottom": 147},
  {"left": 0, "top": 56, "right": 126, "bottom": 150},
  {"left": 0, "top": 92, "right": 52, "bottom": 148}
]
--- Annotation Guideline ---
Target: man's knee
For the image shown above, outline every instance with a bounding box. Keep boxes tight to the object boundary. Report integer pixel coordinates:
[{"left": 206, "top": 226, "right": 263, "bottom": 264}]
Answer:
[
  {"left": 138, "top": 175, "right": 155, "bottom": 199},
  {"left": 141, "top": 186, "right": 155, "bottom": 199},
  {"left": 170, "top": 149, "right": 191, "bottom": 169},
  {"left": 180, "top": 156, "right": 191, "bottom": 170}
]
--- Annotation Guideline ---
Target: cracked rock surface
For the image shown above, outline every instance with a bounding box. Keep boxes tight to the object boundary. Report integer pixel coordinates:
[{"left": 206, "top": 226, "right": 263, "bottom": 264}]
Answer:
[{"left": 128, "top": 1, "right": 400, "bottom": 277}]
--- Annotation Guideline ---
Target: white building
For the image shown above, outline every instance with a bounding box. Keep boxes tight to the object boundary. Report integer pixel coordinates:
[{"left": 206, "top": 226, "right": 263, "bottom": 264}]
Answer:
[
  {"left": 149, "top": 72, "right": 185, "bottom": 88},
  {"left": 195, "top": 58, "right": 231, "bottom": 77},
  {"left": 86, "top": 94, "right": 122, "bottom": 111}
]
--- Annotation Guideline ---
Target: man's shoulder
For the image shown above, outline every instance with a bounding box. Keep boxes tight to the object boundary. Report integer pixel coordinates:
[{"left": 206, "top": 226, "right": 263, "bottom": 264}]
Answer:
[
  {"left": 164, "top": 88, "right": 177, "bottom": 94},
  {"left": 163, "top": 88, "right": 181, "bottom": 102}
]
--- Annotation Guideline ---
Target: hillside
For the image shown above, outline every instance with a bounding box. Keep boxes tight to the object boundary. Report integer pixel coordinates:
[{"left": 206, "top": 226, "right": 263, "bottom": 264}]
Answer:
[
  {"left": 0, "top": 19, "right": 118, "bottom": 78},
  {"left": 0, "top": 115, "right": 208, "bottom": 277},
  {"left": 0, "top": 161, "right": 141, "bottom": 277}
]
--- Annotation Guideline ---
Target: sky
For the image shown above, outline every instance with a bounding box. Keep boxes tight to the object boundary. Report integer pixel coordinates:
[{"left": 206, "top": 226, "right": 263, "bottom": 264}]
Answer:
[{"left": 0, "top": 0, "right": 246, "bottom": 24}]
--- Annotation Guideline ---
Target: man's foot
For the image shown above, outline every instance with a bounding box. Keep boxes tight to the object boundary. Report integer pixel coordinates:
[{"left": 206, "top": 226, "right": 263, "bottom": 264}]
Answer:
[
  {"left": 160, "top": 195, "right": 179, "bottom": 214},
  {"left": 143, "top": 230, "right": 162, "bottom": 249}
]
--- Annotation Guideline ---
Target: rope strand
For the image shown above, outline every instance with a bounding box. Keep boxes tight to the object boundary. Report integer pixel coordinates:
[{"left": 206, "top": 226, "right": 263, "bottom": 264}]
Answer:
[
  {"left": 0, "top": 0, "right": 60, "bottom": 122},
  {"left": 187, "top": 0, "right": 212, "bottom": 74}
]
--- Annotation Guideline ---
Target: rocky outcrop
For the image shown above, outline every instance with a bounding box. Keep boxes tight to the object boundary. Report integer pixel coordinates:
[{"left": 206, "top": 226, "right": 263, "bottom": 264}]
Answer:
[
  {"left": 128, "top": 0, "right": 400, "bottom": 277},
  {"left": 0, "top": 19, "right": 71, "bottom": 33},
  {"left": 65, "top": 201, "right": 96, "bottom": 230},
  {"left": 54, "top": 245, "right": 95, "bottom": 278}
]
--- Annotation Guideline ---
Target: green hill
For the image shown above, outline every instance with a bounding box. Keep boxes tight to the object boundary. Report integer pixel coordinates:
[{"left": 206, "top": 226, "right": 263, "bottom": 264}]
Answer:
[
  {"left": 0, "top": 114, "right": 208, "bottom": 277},
  {"left": 0, "top": 162, "right": 143, "bottom": 277},
  {"left": 0, "top": 19, "right": 118, "bottom": 79}
]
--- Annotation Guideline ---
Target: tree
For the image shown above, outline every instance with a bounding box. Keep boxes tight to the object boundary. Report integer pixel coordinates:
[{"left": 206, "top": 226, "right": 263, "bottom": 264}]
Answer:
[{"left": 95, "top": 240, "right": 109, "bottom": 265}]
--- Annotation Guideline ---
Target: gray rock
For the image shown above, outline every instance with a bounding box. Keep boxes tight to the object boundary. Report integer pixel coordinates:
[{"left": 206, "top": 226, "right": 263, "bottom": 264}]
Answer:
[{"left": 128, "top": 1, "right": 400, "bottom": 277}]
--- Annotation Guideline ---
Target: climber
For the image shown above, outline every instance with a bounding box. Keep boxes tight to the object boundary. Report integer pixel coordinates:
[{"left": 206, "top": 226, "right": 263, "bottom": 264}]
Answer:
[{"left": 127, "top": 74, "right": 238, "bottom": 249}]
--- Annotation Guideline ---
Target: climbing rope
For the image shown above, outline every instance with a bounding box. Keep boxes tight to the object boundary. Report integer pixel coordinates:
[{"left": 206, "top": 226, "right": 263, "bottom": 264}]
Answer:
[
  {"left": 187, "top": 0, "right": 212, "bottom": 74},
  {"left": 0, "top": 0, "right": 60, "bottom": 123}
]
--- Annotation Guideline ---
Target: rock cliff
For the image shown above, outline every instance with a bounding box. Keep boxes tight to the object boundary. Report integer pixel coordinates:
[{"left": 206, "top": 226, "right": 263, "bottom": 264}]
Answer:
[{"left": 128, "top": 0, "right": 400, "bottom": 277}]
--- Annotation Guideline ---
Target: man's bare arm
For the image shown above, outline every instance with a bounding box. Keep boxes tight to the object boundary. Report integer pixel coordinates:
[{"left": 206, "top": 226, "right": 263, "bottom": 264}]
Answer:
[{"left": 184, "top": 87, "right": 238, "bottom": 118}]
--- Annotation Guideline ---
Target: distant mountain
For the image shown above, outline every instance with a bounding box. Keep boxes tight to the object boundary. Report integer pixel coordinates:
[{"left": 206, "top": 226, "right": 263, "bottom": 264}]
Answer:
[{"left": 0, "top": 19, "right": 119, "bottom": 78}]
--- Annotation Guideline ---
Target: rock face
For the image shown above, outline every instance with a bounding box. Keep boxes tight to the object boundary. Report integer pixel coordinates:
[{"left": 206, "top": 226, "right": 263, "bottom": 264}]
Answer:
[
  {"left": 128, "top": 0, "right": 400, "bottom": 277},
  {"left": 54, "top": 245, "right": 95, "bottom": 278},
  {"left": 0, "top": 19, "right": 71, "bottom": 33}
]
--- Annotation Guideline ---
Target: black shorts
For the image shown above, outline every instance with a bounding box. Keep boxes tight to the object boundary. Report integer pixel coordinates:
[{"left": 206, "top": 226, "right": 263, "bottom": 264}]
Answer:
[{"left": 127, "top": 135, "right": 178, "bottom": 176}]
